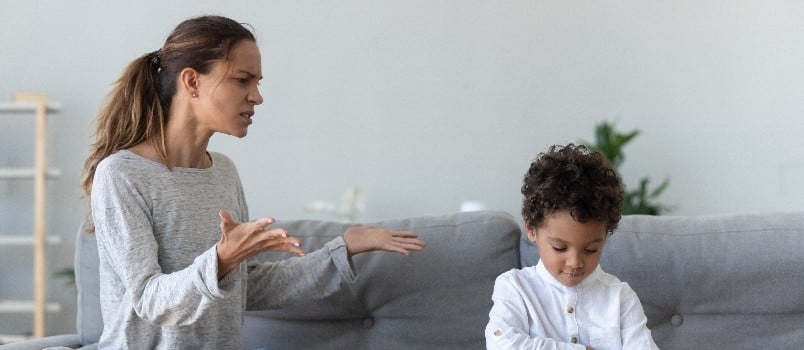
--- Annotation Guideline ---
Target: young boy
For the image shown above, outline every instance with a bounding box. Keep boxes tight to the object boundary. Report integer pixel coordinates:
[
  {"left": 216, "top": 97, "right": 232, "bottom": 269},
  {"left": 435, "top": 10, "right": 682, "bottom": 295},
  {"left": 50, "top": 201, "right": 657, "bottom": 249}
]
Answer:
[{"left": 486, "top": 144, "right": 658, "bottom": 350}]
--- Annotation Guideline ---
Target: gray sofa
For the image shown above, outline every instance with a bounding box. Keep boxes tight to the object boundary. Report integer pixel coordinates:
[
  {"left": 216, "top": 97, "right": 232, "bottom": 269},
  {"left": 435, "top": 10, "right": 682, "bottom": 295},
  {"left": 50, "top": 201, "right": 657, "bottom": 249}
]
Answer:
[{"left": 3, "top": 210, "right": 804, "bottom": 349}]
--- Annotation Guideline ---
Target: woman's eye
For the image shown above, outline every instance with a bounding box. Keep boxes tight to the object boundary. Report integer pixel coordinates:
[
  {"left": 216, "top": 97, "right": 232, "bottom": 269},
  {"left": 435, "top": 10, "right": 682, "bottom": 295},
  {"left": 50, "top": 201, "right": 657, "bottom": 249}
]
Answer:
[
  {"left": 551, "top": 246, "right": 567, "bottom": 252},
  {"left": 585, "top": 249, "right": 599, "bottom": 254}
]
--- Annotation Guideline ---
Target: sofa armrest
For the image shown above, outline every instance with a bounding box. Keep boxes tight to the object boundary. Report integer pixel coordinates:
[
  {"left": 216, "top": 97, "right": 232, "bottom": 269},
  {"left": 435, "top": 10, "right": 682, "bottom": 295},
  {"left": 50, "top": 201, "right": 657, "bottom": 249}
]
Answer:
[{"left": 0, "top": 334, "right": 82, "bottom": 350}]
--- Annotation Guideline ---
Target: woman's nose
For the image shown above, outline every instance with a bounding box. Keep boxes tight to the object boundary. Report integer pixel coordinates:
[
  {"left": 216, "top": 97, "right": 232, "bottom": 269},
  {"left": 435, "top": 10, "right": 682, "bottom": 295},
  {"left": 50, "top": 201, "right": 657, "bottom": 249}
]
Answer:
[{"left": 250, "top": 87, "right": 264, "bottom": 105}]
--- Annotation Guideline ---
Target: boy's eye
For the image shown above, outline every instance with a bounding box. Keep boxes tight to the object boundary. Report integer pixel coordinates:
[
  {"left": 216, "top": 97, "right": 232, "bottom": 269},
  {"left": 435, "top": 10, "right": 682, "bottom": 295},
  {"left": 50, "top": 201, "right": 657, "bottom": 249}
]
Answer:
[
  {"left": 584, "top": 249, "right": 599, "bottom": 254},
  {"left": 551, "top": 246, "right": 567, "bottom": 252}
]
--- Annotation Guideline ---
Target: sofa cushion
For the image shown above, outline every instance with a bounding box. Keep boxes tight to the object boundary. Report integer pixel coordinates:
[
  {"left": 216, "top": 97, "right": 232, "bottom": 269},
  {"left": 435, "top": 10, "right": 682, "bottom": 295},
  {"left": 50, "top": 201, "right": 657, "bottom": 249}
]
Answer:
[
  {"left": 74, "top": 223, "right": 103, "bottom": 346},
  {"left": 602, "top": 213, "right": 804, "bottom": 349},
  {"left": 243, "top": 211, "right": 521, "bottom": 350},
  {"left": 519, "top": 234, "right": 539, "bottom": 267}
]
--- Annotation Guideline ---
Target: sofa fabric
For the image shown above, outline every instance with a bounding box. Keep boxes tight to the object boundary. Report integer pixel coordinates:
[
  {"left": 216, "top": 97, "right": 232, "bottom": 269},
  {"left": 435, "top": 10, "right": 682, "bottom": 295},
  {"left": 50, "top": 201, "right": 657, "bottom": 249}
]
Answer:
[
  {"left": 74, "top": 223, "right": 102, "bottom": 347},
  {"left": 521, "top": 212, "right": 804, "bottom": 348},
  {"left": 606, "top": 213, "right": 804, "bottom": 348},
  {"left": 243, "top": 211, "right": 521, "bottom": 349},
  {"left": 4, "top": 211, "right": 804, "bottom": 349},
  {"left": 2, "top": 211, "right": 520, "bottom": 350}
]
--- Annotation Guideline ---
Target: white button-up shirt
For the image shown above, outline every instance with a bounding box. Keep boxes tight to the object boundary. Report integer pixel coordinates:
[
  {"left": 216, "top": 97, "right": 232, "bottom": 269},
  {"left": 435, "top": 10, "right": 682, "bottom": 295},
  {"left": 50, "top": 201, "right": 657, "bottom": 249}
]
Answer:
[{"left": 486, "top": 260, "right": 659, "bottom": 350}]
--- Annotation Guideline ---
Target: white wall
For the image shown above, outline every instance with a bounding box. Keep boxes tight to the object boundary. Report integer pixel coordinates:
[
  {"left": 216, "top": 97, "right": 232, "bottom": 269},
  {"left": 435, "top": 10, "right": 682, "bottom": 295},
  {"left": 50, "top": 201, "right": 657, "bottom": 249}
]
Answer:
[{"left": 1, "top": 0, "right": 803, "bottom": 336}]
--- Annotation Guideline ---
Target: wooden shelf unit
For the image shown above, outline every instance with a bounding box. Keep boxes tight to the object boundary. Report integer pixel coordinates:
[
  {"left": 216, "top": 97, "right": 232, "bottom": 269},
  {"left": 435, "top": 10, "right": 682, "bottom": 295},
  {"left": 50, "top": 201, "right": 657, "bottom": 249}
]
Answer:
[{"left": 0, "top": 92, "right": 61, "bottom": 339}]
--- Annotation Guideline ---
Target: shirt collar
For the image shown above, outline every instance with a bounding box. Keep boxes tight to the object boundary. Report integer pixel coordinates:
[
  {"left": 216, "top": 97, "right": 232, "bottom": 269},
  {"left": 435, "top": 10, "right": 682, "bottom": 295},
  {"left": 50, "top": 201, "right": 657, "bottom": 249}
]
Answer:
[{"left": 535, "top": 259, "right": 604, "bottom": 290}]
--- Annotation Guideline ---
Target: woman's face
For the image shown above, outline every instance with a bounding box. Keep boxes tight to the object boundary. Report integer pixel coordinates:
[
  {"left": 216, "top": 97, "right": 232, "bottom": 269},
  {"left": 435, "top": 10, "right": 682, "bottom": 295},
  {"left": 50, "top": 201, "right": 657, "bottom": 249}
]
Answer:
[{"left": 194, "top": 40, "right": 263, "bottom": 138}]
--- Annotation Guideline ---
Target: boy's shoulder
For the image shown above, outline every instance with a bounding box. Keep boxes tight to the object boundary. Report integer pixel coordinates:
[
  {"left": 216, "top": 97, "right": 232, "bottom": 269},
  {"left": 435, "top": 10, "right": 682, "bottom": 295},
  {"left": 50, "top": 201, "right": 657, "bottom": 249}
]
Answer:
[
  {"left": 495, "top": 266, "right": 544, "bottom": 287},
  {"left": 594, "top": 267, "right": 622, "bottom": 284},
  {"left": 498, "top": 265, "right": 538, "bottom": 277},
  {"left": 587, "top": 267, "right": 638, "bottom": 296}
]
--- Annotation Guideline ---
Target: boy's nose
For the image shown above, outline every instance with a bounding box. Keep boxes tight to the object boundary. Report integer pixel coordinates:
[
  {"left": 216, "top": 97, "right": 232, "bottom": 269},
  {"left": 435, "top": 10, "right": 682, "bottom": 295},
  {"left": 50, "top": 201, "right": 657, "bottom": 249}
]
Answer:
[{"left": 566, "top": 253, "right": 584, "bottom": 269}]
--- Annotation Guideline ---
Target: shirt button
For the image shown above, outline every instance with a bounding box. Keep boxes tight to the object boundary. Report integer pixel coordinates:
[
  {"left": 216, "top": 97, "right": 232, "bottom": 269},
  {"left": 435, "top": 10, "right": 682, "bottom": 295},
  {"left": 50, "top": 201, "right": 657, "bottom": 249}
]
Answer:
[
  {"left": 567, "top": 306, "right": 574, "bottom": 314},
  {"left": 493, "top": 330, "right": 502, "bottom": 336},
  {"left": 571, "top": 336, "right": 578, "bottom": 343}
]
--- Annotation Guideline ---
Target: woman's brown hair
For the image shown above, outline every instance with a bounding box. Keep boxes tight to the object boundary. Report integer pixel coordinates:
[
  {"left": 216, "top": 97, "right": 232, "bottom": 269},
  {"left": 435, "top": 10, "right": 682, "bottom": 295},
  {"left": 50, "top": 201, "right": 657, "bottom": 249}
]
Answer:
[{"left": 80, "top": 15, "right": 256, "bottom": 225}]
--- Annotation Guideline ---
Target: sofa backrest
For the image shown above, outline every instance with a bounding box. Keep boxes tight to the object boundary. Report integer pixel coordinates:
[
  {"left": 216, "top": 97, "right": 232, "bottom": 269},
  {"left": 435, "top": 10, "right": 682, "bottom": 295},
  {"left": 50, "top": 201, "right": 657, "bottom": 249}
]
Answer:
[
  {"left": 608, "top": 212, "right": 804, "bottom": 348},
  {"left": 74, "top": 211, "right": 522, "bottom": 349},
  {"left": 524, "top": 212, "right": 804, "bottom": 349},
  {"left": 244, "top": 211, "right": 522, "bottom": 350}
]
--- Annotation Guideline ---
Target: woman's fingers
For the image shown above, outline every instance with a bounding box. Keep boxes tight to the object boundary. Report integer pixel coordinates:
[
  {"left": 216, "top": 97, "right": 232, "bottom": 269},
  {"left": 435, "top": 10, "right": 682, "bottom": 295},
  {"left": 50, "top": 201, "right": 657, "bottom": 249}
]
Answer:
[
  {"left": 219, "top": 210, "right": 275, "bottom": 229},
  {"left": 257, "top": 230, "right": 297, "bottom": 245},
  {"left": 386, "top": 238, "right": 426, "bottom": 254},
  {"left": 253, "top": 228, "right": 304, "bottom": 254},
  {"left": 382, "top": 245, "right": 410, "bottom": 255},
  {"left": 258, "top": 235, "right": 305, "bottom": 255},
  {"left": 219, "top": 209, "right": 235, "bottom": 223},
  {"left": 392, "top": 235, "right": 426, "bottom": 248},
  {"left": 393, "top": 241, "right": 426, "bottom": 252},
  {"left": 373, "top": 232, "right": 427, "bottom": 255},
  {"left": 390, "top": 230, "right": 427, "bottom": 250},
  {"left": 264, "top": 242, "right": 305, "bottom": 256},
  {"left": 250, "top": 217, "right": 276, "bottom": 230},
  {"left": 219, "top": 210, "right": 237, "bottom": 231},
  {"left": 260, "top": 227, "right": 288, "bottom": 240},
  {"left": 390, "top": 230, "right": 419, "bottom": 238}
]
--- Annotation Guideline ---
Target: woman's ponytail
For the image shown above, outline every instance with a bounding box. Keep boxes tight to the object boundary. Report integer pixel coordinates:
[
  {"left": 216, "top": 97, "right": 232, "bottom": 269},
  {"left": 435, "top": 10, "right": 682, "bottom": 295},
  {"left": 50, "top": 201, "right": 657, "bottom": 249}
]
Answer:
[{"left": 80, "top": 51, "right": 167, "bottom": 198}]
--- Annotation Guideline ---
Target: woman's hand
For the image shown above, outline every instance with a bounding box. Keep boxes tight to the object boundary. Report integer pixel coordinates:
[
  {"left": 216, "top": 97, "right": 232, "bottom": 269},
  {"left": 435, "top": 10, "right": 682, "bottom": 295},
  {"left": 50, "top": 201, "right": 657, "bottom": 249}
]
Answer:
[
  {"left": 216, "top": 210, "right": 305, "bottom": 279},
  {"left": 342, "top": 225, "right": 426, "bottom": 258}
]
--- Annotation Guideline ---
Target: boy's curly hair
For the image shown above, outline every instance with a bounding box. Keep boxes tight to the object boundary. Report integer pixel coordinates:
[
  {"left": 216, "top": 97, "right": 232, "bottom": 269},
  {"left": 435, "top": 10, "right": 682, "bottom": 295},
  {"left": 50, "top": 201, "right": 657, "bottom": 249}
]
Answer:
[{"left": 521, "top": 144, "right": 624, "bottom": 234}]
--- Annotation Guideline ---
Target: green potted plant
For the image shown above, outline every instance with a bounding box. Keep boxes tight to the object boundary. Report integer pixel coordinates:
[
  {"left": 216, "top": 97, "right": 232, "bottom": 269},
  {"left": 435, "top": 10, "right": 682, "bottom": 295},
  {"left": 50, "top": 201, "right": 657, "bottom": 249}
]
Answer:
[
  {"left": 582, "top": 121, "right": 670, "bottom": 215},
  {"left": 54, "top": 266, "right": 76, "bottom": 293}
]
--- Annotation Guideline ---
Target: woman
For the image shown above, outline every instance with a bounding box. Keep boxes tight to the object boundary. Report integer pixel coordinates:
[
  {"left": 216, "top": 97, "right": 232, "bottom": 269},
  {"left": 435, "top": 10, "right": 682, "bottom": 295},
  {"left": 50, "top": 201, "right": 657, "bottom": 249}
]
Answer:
[{"left": 80, "top": 15, "right": 425, "bottom": 349}]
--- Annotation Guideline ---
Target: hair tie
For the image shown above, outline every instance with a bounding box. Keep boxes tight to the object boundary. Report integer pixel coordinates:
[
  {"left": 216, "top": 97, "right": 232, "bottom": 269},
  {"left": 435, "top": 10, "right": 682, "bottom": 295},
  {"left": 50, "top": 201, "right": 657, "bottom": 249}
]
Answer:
[{"left": 149, "top": 49, "right": 162, "bottom": 68}]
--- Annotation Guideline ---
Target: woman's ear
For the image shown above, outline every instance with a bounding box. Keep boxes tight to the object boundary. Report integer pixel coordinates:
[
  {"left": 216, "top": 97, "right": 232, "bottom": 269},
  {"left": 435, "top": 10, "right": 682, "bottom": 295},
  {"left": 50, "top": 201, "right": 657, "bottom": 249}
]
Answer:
[{"left": 179, "top": 67, "right": 200, "bottom": 97}]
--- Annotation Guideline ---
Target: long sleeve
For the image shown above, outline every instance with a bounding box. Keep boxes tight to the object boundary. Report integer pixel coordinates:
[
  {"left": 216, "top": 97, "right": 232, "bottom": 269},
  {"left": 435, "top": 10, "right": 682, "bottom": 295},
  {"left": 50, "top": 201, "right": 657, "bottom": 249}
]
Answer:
[
  {"left": 244, "top": 236, "right": 358, "bottom": 310},
  {"left": 619, "top": 285, "right": 660, "bottom": 350}
]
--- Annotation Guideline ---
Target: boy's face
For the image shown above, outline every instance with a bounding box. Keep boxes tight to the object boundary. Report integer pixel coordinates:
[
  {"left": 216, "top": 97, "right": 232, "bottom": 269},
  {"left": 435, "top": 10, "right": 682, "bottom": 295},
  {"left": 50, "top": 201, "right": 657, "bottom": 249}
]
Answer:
[{"left": 527, "top": 210, "right": 607, "bottom": 287}]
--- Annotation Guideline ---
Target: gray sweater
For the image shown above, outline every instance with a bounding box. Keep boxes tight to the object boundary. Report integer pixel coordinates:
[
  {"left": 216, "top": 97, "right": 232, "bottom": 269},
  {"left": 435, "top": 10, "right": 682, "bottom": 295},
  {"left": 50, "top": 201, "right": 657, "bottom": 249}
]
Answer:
[{"left": 91, "top": 150, "right": 356, "bottom": 349}]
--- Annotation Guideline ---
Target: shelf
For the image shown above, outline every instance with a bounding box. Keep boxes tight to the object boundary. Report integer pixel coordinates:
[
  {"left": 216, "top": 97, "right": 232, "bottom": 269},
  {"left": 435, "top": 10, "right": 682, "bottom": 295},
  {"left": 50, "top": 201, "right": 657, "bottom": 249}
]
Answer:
[
  {"left": 0, "top": 168, "right": 61, "bottom": 180},
  {"left": 0, "top": 102, "right": 61, "bottom": 113},
  {"left": 0, "top": 334, "right": 32, "bottom": 344},
  {"left": 0, "top": 300, "right": 61, "bottom": 313},
  {"left": 1, "top": 93, "right": 59, "bottom": 339},
  {"left": 0, "top": 235, "right": 61, "bottom": 245}
]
